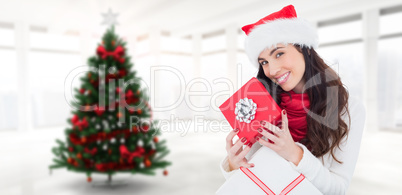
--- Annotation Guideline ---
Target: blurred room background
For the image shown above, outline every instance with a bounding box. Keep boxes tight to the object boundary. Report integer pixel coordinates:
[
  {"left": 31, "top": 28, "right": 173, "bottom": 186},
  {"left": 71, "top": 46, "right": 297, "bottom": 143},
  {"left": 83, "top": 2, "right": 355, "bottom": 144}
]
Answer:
[{"left": 0, "top": 0, "right": 401, "bottom": 194}]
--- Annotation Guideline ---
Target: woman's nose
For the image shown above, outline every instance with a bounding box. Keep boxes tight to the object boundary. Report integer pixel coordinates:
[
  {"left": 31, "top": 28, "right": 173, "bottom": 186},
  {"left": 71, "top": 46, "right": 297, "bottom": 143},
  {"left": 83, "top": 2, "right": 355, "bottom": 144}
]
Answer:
[{"left": 269, "top": 63, "right": 281, "bottom": 76}]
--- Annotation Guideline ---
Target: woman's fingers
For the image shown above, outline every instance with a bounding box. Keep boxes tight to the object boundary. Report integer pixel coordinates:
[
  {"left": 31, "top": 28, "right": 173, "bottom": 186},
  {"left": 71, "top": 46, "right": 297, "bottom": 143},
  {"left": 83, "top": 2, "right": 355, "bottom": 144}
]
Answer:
[
  {"left": 281, "top": 109, "right": 288, "bottom": 131},
  {"left": 260, "top": 120, "right": 282, "bottom": 134},
  {"left": 240, "top": 161, "right": 255, "bottom": 168},
  {"left": 257, "top": 136, "right": 279, "bottom": 151},
  {"left": 229, "top": 137, "right": 247, "bottom": 156},
  {"left": 226, "top": 128, "right": 239, "bottom": 151},
  {"left": 258, "top": 128, "right": 279, "bottom": 143},
  {"left": 237, "top": 144, "right": 252, "bottom": 159}
]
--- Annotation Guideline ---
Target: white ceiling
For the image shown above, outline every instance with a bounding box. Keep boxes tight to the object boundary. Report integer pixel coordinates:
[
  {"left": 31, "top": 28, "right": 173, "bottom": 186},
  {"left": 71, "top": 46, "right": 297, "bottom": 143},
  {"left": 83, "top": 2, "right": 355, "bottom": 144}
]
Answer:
[{"left": 0, "top": 0, "right": 401, "bottom": 37}]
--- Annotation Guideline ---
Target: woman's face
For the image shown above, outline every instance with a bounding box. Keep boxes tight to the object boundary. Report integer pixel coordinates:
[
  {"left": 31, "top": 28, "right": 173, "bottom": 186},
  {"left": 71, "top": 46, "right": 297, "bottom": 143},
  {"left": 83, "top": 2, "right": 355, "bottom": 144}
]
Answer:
[{"left": 258, "top": 44, "right": 306, "bottom": 93}]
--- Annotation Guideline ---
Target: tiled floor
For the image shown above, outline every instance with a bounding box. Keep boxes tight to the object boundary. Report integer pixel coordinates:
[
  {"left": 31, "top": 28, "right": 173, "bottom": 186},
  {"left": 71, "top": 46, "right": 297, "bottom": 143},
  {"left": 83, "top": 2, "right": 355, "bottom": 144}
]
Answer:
[{"left": 0, "top": 121, "right": 401, "bottom": 195}]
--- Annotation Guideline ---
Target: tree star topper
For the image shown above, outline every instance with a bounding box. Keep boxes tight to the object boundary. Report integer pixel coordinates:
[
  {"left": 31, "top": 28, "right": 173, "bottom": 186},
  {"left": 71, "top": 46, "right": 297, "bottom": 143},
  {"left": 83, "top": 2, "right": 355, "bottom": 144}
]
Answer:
[{"left": 101, "top": 8, "right": 119, "bottom": 26}]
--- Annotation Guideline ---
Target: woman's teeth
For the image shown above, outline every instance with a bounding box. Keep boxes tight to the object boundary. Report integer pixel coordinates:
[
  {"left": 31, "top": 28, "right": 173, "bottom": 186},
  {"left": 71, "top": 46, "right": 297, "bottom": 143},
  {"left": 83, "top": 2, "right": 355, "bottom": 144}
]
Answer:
[{"left": 277, "top": 72, "right": 289, "bottom": 83}]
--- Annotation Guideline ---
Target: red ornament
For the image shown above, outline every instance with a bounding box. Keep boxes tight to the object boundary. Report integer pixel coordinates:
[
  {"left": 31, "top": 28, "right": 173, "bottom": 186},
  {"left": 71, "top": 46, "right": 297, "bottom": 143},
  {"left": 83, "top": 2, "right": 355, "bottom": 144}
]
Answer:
[
  {"left": 137, "top": 109, "right": 142, "bottom": 115},
  {"left": 71, "top": 114, "right": 79, "bottom": 124},
  {"left": 76, "top": 153, "right": 82, "bottom": 159},
  {"left": 94, "top": 106, "right": 105, "bottom": 116},
  {"left": 88, "top": 72, "right": 92, "bottom": 78},
  {"left": 90, "top": 79, "right": 99, "bottom": 88},
  {"left": 111, "top": 40, "right": 115, "bottom": 46},
  {"left": 84, "top": 104, "right": 90, "bottom": 112},
  {"left": 144, "top": 158, "right": 151, "bottom": 167},
  {"left": 117, "top": 112, "right": 123, "bottom": 118},
  {"left": 81, "top": 136, "right": 87, "bottom": 143},
  {"left": 132, "top": 126, "right": 138, "bottom": 134},
  {"left": 126, "top": 90, "right": 134, "bottom": 98},
  {"left": 79, "top": 88, "right": 85, "bottom": 94},
  {"left": 153, "top": 137, "right": 159, "bottom": 143},
  {"left": 68, "top": 147, "right": 74, "bottom": 152},
  {"left": 95, "top": 163, "right": 104, "bottom": 171},
  {"left": 67, "top": 157, "right": 73, "bottom": 164},
  {"left": 105, "top": 73, "right": 117, "bottom": 83},
  {"left": 116, "top": 87, "right": 122, "bottom": 93},
  {"left": 142, "top": 125, "right": 149, "bottom": 132},
  {"left": 119, "top": 69, "right": 127, "bottom": 77},
  {"left": 163, "top": 170, "right": 168, "bottom": 176},
  {"left": 87, "top": 177, "right": 92, "bottom": 182}
]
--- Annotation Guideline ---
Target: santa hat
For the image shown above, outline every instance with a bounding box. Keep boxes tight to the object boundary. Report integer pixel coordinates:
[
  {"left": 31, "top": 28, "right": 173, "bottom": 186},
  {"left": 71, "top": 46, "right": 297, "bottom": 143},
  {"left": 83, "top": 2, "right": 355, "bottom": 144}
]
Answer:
[{"left": 242, "top": 5, "right": 318, "bottom": 67}]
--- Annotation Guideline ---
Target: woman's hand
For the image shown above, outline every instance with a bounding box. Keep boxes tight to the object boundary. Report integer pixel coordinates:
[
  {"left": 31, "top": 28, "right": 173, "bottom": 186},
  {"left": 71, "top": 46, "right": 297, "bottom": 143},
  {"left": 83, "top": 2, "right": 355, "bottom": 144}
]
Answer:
[
  {"left": 257, "top": 109, "right": 304, "bottom": 166},
  {"left": 226, "top": 128, "right": 255, "bottom": 171}
]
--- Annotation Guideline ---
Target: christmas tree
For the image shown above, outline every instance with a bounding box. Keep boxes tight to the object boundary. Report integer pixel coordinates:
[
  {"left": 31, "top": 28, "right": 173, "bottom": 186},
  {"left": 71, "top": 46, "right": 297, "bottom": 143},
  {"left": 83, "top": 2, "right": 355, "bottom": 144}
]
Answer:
[{"left": 50, "top": 26, "right": 170, "bottom": 182}]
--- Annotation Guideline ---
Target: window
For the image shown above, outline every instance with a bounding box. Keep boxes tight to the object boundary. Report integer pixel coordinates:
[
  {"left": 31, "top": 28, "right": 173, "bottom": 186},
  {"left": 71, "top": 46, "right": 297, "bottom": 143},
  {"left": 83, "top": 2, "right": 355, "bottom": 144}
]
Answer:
[
  {"left": 317, "top": 43, "right": 364, "bottom": 99},
  {"left": 378, "top": 38, "right": 402, "bottom": 128},
  {"left": 135, "top": 33, "right": 194, "bottom": 119},
  {"left": 0, "top": 27, "right": 15, "bottom": 47},
  {"left": 317, "top": 14, "right": 364, "bottom": 101},
  {"left": 318, "top": 14, "right": 362, "bottom": 45},
  {"left": 201, "top": 53, "right": 227, "bottom": 118},
  {"left": 161, "top": 36, "right": 192, "bottom": 54},
  {"left": 0, "top": 25, "right": 17, "bottom": 130},
  {"left": 378, "top": 6, "right": 402, "bottom": 128},
  {"left": 380, "top": 7, "right": 402, "bottom": 35},
  {"left": 0, "top": 49, "right": 18, "bottom": 130},
  {"left": 202, "top": 32, "right": 226, "bottom": 53},
  {"left": 29, "top": 31, "right": 81, "bottom": 128}
]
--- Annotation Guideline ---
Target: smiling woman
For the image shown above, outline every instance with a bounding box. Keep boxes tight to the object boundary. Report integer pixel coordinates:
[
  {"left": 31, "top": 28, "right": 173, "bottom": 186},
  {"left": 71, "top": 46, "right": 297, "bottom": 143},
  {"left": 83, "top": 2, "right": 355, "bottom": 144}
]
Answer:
[
  {"left": 257, "top": 44, "right": 306, "bottom": 93},
  {"left": 220, "top": 5, "right": 366, "bottom": 195}
]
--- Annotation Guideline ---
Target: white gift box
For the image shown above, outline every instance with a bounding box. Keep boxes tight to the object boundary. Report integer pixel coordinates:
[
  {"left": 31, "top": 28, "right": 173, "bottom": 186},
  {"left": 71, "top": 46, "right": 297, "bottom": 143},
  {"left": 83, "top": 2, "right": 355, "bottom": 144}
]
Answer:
[{"left": 216, "top": 147, "right": 322, "bottom": 195}]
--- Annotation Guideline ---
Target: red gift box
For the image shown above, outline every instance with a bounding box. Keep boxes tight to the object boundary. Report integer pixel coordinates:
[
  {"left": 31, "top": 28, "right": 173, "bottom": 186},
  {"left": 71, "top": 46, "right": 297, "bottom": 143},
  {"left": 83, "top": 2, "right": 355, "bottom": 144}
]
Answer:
[{"left": 219, "top": 77, "right": 281, "bottom": 145}]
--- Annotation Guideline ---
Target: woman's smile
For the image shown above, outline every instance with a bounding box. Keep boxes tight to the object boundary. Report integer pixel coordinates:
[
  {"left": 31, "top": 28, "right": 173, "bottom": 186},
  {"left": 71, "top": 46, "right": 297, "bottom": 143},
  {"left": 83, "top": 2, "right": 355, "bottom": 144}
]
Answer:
[{"left": 276, "top": 71, "right": 290, "bottom": 84}]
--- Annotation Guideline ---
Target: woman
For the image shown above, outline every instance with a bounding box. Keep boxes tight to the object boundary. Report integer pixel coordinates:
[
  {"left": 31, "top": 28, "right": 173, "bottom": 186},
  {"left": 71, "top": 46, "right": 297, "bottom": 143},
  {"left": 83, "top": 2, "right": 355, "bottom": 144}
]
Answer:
[{"left": 221, "top": 5, "right": 366, "bottom": 194}]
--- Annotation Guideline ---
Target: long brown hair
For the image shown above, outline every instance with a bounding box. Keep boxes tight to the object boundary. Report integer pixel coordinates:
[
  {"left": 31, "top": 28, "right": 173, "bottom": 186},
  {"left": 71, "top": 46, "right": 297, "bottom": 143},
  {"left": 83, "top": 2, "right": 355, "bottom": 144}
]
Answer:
[{"left": 257, "top": 44, "right": 350, "bottom": 163}]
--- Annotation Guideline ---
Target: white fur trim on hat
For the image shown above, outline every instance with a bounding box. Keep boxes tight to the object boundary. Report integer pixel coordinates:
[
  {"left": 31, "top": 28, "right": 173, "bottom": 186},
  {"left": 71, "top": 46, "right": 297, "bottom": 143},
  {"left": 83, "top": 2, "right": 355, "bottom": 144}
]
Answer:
[{"left": 244, "top": 18, "right": 318, "bottom": 67}]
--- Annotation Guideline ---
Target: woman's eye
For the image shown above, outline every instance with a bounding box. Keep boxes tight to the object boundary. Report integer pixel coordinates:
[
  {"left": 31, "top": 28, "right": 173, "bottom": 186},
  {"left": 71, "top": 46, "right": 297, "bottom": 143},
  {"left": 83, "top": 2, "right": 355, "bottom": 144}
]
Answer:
[
  {"left": 276, "top": 52, "right": 284, "bottom": 58},
  {"left": 260, "top": 61, "right": 268, "bottom": 66}
]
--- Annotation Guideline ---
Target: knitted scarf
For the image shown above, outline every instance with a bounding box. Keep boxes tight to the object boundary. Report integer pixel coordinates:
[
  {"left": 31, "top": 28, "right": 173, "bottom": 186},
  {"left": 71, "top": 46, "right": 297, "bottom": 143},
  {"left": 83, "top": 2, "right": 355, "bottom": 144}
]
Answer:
[{"left": 280, "top": 90, "right": 309, "bottom": 142}]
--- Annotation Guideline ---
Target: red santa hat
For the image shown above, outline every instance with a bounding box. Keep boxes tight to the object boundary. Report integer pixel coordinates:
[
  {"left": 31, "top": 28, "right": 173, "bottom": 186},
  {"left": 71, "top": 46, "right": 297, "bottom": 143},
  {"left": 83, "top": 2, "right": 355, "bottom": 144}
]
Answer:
[{"left": 242, "top": 5, "right": 318, "bottom": 67}]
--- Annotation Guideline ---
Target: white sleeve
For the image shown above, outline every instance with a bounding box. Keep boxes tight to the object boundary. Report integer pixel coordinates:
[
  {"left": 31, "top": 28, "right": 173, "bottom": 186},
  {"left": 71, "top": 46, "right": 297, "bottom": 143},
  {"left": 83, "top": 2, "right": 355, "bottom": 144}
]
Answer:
[
  {"left": 288, "top": 97, "right": 366, "bottom": 194},
  {"left": 220, "top": 142, "right": 262, "bottom": 180}
]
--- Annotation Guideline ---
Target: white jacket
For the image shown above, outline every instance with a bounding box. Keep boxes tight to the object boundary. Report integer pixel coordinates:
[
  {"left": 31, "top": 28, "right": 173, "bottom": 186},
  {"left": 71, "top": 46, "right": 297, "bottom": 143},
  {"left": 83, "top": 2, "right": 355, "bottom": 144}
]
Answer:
[{"left": 220, "top": 96, "right": 366, "bottom": 195}]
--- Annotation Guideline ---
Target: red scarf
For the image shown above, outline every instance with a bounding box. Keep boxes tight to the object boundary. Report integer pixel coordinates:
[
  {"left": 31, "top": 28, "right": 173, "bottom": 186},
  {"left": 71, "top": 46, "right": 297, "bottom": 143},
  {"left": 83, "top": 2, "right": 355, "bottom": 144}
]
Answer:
[{"left": 280, "top": 91, "right": 309, "bottom": 142}]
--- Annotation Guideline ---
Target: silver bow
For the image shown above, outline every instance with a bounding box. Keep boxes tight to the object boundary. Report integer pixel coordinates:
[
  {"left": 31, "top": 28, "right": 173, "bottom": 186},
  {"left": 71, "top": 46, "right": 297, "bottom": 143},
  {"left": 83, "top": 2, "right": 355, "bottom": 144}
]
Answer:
[{"left": 235, "top": 98, "right": 257, "bottom": 123}]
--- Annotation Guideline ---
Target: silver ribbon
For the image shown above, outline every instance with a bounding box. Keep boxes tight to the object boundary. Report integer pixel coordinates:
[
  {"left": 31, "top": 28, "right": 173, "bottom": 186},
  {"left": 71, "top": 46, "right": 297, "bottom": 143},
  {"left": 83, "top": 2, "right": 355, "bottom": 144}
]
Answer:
[{"left": 235, "top": 97, "right": 257, "bottom": 123}]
